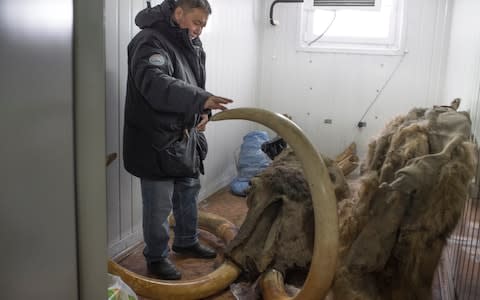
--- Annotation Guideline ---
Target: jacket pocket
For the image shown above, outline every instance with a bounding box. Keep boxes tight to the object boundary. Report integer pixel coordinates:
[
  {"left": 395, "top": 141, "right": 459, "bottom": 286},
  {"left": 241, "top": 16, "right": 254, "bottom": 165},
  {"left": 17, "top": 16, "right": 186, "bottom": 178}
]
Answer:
[{"left": 152, "top": 129, "right": 200, "bottom": 178}]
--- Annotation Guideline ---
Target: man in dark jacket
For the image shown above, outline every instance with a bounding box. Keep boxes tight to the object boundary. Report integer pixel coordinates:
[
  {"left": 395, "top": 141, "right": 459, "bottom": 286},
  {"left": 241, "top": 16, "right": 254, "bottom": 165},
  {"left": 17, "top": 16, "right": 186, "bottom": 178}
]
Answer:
[{"left": 123, "top": 0, "right": 233, "bottom": 280}]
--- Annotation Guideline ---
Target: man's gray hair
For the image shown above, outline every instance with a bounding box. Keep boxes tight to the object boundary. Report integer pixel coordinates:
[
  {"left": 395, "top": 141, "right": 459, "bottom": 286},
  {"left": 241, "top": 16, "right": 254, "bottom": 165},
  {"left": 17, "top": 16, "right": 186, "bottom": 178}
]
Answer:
[{"left": 175, "top": 0, "right": 212, "bottom": 14}]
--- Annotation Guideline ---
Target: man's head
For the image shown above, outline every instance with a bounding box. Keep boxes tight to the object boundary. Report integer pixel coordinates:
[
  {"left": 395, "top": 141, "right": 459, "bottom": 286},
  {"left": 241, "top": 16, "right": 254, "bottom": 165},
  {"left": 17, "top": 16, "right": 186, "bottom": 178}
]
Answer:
[{"left": 173, "top": 0, "right": 211, "bottom": 40}]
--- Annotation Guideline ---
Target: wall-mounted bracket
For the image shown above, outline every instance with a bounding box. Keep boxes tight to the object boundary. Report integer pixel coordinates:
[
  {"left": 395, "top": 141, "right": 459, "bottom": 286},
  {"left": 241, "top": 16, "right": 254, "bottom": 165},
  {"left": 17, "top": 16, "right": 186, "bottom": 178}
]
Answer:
[{"left": 270, "top": 0, "right": 304, "bottom": 25}]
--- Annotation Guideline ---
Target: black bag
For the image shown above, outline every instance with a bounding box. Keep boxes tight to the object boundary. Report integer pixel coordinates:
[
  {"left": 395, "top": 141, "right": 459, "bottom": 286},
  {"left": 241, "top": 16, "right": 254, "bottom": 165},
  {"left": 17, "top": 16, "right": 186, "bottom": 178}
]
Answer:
[
  {"left": 261, "top": 136, "right": 287, "bottom": 160},
  {"left": 153, "top": 128, "right": 206, "bottom": 177}
]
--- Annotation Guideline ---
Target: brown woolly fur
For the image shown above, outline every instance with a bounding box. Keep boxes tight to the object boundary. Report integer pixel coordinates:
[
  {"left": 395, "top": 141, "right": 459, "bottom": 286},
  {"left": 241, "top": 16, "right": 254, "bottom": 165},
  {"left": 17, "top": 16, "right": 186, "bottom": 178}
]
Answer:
[
  {"left": 332, "top": 106, "right": 476, "bottom": 300},
  {"left": 225, "top": 148, "right": 349, "bottom": 281},
  {"left": 226, "top": 105, "right": 475, "bottom": 300},
  {"left": 337, "top": 171, "right": 378, "bottom": 260}
]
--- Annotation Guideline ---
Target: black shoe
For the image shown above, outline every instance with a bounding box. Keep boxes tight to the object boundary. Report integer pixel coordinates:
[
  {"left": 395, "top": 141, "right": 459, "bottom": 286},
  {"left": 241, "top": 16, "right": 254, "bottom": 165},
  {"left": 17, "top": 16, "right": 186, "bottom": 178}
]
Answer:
[
  {"left": 172, "top": 243, "right": 217, "bottom": 259},
  {"left": 147, "top": 258, "right": 181, "bottom": 280}
]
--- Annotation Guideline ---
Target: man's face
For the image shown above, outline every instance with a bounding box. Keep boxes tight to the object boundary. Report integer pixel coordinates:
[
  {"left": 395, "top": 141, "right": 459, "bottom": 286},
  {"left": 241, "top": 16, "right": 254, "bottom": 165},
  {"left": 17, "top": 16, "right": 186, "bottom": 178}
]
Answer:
[{"left": 174, "top": 7, "right": 209, "bottom": 40}]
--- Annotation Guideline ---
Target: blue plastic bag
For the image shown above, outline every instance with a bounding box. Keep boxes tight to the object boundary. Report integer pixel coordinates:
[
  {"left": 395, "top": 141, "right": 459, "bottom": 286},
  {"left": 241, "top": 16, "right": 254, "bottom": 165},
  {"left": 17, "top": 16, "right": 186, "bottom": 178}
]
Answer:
[{"left": 230, "top": 131, "right": 272, "bottom": 196}]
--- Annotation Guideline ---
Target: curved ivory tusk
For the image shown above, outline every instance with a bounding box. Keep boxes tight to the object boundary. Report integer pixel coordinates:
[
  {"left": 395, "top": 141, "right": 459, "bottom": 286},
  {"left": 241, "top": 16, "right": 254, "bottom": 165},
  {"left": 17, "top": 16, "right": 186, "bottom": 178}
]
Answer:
[
  {"left": 108, "top": 211, "right": 241, "bottom": 300},
  {"left": 198, "top": 211, "right": 239, "bottom": 243},
  {"left": 211, "top": 108, "right": 339, "bottom": 300},
  {"left": 260, "top": 269, "right": 291, "bottom": 300},
  {"left": 169, "top": 211, "right": 239, "bottom": 244},
  {"left": 108, "top": 260, "right": 240, "bottom": 300}
]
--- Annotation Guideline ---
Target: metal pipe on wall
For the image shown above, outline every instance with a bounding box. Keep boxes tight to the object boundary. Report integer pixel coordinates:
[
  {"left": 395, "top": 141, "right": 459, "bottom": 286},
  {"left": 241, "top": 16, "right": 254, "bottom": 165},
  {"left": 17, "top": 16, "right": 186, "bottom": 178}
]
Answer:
[{"left": 269, "top": 0, "right": 304, "bottom": 25}]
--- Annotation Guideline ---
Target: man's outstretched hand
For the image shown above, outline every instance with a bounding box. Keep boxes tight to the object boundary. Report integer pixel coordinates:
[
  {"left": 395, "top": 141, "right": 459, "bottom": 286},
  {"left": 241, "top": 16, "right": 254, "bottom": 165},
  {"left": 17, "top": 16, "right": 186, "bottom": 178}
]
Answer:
[{"left": 204, "top": 96, "right": 233, "bottom": 111}]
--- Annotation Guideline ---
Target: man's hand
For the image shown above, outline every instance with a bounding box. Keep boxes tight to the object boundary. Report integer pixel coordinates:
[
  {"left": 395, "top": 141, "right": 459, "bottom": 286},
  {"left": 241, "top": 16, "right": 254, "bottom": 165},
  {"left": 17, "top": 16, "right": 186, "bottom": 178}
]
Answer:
[
  {"left": 204, "top": 96, "right": 233, "bottom": 111},
  {"left": 196, "top": 114, "right": 209, "bottom": 132}
]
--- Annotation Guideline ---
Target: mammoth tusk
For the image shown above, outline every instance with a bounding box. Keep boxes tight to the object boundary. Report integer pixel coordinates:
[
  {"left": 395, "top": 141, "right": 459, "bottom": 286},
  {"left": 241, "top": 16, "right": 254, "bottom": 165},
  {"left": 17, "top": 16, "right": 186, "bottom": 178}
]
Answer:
[
  {"left": 108, "top": 211, "right": 241, "bottom": 300},
  {"left": 169, "top": 211, "right": 239, "bottom": 244},
  {"left": 260, "top": 269, "right": 291, "bottom": 300},
  {"left": 108, "top": 260, "right": 240, "bottom": 300},
  {"left": 211, "top": 108, "right": 339, "bottom": 300},
  {"left": 198, "top": 211, "right": 239, "bottom": 243}
]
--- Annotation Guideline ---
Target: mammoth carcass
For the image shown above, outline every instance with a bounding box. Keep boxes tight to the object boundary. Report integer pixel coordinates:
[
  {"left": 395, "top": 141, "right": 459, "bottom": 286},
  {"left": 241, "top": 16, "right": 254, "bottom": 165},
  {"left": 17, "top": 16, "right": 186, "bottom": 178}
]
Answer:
[
  {"left": 226, "top": 148, "right": 349, "bottom": 281},
  {"left": 226, "top": 104, "right": 477, "bottom": 300}
]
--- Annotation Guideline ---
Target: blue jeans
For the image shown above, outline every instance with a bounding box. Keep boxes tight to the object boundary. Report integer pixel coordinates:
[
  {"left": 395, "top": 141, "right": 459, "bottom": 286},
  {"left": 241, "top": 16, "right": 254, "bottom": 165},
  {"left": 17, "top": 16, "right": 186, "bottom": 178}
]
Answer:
[{"left": 140, "top": 177, "right": 201, "bottom": 263}]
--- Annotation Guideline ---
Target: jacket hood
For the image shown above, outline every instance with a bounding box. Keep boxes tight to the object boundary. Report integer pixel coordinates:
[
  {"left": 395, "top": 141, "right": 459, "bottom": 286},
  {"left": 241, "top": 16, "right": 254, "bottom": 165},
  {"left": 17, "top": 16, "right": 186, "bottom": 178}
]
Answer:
[
  {"left": 135, "top": 0, "right": 175, "bottom": 29},
  {"left": 134, "top": 0, "right": 203, "bottom": 48}
]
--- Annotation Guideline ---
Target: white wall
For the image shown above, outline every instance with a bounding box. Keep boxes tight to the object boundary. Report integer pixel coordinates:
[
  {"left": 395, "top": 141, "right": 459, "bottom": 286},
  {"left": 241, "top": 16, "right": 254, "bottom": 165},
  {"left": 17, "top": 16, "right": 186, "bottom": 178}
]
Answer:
[
  {"left": 105, "top": 0, "right": 144, "bottom": 258},
  {"left": 258, "top": 0, "right": 453, "bottom": 159},
  {"left": 199, "top": 0, "right": 262, "bottom": 199},
  {"left": 105, "top": 0, "right": 261, "bottom": 257},
  {"left": 442, "top": 0, "right": 480, "bottom": 137}
]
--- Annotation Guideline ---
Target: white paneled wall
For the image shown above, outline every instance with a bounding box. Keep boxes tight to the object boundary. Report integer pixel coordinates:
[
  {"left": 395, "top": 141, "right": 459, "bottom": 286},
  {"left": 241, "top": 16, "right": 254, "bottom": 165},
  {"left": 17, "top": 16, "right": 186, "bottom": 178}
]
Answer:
[
  {"left": 443, "top": 0, "right": 480, "bottom": 138},
  {"left": 105, "top": 0, "right": 144, "bottom": 257},
  {"left": 199, "top": 0, "right": 262, "bottom": 200},
  {"left": 258, "top": 0, "right": 453, "bottom": 159},
  {"left": 105, "top": 0, "right": 261, "bottom": 257}
]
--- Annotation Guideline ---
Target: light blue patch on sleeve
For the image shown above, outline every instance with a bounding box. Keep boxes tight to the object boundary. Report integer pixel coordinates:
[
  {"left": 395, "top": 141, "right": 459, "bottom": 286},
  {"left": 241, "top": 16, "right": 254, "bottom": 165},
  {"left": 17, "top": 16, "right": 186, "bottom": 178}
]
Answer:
[{"left": 149, "top": 54, "right": 166, "bottom": 66}]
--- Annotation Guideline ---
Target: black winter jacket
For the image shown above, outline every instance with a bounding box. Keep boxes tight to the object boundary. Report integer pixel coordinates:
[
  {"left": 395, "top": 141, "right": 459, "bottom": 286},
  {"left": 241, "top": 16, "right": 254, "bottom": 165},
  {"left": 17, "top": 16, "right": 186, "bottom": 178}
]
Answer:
[{"left": 123, "top": 0, "right": 212, "bottom": 179}]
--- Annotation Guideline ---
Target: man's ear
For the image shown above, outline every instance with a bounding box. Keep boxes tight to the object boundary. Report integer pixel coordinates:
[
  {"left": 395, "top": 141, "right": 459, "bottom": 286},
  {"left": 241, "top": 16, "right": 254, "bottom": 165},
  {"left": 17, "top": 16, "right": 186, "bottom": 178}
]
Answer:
[{"left": 173, "top": 6, "right": 184, "bottom": 23}]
